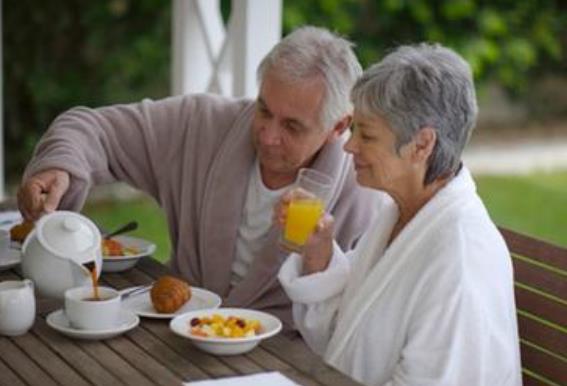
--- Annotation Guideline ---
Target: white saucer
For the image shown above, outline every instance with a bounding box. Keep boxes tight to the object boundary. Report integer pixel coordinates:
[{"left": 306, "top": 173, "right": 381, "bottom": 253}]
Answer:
[
  {"left": 123, "top": 287, "right": 222, "bottom": 319},
  {"left": 0, "top": 248, "right": 21, "bottom": 271},
  {"left": 46, "top": 309, "right": 140, "bottom": 340}
]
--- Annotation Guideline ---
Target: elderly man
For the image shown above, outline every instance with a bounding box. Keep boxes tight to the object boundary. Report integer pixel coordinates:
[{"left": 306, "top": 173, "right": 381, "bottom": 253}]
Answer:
[{"left": 17, "top": 26, "right": 380, "bottom": 328}]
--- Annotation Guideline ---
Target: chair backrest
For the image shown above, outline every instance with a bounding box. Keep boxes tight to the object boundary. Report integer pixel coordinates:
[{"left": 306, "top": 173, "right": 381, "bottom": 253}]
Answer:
[{"left": 499, "top": 227, "right": 567, "bottom": 386}]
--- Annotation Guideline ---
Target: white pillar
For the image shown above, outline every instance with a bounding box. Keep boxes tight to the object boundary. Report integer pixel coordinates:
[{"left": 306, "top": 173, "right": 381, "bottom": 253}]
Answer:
[
  {"left": 171, "top": 0, "right": 226, "bottom": 95},
  {"left": 0, "top": 0, "right": 4, "bottom": 200},
  {"left": 171, "top": 0, "right": 282, "bottom": 98},
  {"left": 231, "top": 0, "right": 282, "bottom": 97}
]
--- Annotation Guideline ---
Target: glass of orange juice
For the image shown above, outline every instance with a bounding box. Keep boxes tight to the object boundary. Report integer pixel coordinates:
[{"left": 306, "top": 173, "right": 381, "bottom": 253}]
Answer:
[{"left": 281, "top": 168, "right": 332, "bottom": 252}]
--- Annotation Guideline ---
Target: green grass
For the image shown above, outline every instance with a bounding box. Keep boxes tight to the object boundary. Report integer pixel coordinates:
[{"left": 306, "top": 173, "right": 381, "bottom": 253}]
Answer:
[
  {"left": 81, "top": 171, "right": 567, "bottom": 263},
  {"left": 475, "top": 171, "right": 567, "bottom": 247}
]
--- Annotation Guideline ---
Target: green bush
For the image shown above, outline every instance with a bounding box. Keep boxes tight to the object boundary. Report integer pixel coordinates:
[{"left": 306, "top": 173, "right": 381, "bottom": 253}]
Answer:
[{"left": 4, "top": 0, "right": 566, "bottom": 182}]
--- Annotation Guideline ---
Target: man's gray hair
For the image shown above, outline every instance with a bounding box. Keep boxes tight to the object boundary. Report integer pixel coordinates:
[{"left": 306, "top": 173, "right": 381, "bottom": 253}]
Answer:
[
  {"left": 257, "top": 26, "right": 362, "bottom": 130},
  {"left": 351, "top": 43, "right": 478, "bottom": 185}
]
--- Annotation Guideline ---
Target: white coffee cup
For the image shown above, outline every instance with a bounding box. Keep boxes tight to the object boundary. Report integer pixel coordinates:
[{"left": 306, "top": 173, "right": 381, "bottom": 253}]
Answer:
[{"left": 64, "top": 286, "right": 121, "bottom": 330}]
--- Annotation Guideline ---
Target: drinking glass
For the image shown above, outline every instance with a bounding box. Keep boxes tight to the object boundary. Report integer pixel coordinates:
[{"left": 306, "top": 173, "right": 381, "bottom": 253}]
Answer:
[{"left": 281, "top": 168, "right": 332, "bottom": 252}]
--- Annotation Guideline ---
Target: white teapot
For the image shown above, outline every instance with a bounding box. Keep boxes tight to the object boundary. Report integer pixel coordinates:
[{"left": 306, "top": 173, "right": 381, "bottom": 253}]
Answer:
[
  {"left": 0, "top": 279, "right": 35, "bottom": 336},
  {"left": 21, "top": 211, "right": 102, "bottom": 299}
]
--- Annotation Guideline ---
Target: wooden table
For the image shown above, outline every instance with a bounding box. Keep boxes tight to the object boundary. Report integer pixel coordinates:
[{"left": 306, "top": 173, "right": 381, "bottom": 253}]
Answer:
[{"left": 0, "top": 257, "right": 363, "bottom": 386}]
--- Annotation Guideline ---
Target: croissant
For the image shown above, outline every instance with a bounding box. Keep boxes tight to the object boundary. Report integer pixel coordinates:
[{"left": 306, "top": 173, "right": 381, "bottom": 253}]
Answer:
[
  {"left": 150, "top": 276, "right": 191, "bottom": 313},
  {"left": 10, "top": 221, "right": 34, "bottom": 243}
]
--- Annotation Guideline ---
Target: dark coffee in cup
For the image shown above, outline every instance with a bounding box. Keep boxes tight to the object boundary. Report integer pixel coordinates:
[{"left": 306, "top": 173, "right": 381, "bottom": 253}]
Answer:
[{"left": 83, "top": 296, "right": 111, "bottom": 302}]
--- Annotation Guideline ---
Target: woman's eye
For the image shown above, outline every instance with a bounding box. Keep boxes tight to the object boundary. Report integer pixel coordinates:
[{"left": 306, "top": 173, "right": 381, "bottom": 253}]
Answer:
[{"left": 258, "top": 106, "right": 271, "bottom": 117}]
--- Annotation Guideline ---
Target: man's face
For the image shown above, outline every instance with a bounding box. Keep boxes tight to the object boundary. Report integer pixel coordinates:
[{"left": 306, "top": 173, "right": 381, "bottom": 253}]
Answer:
[{"left": 251, "top": 71, "right": 335, "bottom": 180}]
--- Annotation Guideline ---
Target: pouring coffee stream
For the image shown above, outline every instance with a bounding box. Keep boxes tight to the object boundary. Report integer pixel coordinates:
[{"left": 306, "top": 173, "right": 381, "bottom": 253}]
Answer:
[{"left": 83, "top": 261, "right": 100, "bottom": 301}]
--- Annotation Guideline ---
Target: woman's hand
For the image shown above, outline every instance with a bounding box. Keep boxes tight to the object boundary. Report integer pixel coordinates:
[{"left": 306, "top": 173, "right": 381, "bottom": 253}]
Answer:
[
  {"left": 302, "top": 214, "right": 334, "bottom": 275},
  {"left": 273, "top": 188, "right": 335, "bottom": 275},
  {"left": 272, "top": 187, "right": 315, "bottom": 230}
]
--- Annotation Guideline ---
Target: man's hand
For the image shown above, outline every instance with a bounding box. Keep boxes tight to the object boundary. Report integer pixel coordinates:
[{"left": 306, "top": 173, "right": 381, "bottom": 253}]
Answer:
[{"left": 17, "top": 169, "right": 70, "bottom": 221}]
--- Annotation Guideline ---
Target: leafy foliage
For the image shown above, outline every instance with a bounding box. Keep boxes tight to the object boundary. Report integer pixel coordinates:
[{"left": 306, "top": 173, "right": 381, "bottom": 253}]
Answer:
[
  {"left": 283, "top": 0, "right": 567, "bottom": 92},
  {"left": 4, "top": 0, "right": 171, "bottom": 181},
  {"left": 3, "top": 0, "right": 566, "bottom": 182}
]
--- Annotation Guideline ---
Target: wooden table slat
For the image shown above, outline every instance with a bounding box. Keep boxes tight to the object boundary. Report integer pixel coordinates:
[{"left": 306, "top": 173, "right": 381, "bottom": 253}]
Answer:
[
  {"left": 78, "top": 340, "right": 156, "bottom": 386},
  {"left": 0, "top": 357, "right": 27, "bottom": 386},
  {"left": 0, "top": 337, "right": 59, "bottom": 386},
  {"left": 125, "top": 325, "right": 209, "bottom": 381},
  {"left": 106, "top": 336, "right": 184, "bottom": 386},
  {"left": 136, "top": 257, "right": 170, "bottom": 279},
  {"left": 141, "top": 319, "right": 236, "bottom": 378},
  {"left": 32, "top": 318, "right": 125, "bottom": 386},
  {"left": 262, "top": 335, "right": 364, "bottom": 386},
  {"left": 11, "top": 326, "right": 91, "bottom": 386}
]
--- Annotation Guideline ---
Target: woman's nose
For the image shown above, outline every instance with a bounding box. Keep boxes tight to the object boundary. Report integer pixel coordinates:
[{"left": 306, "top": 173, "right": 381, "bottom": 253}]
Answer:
[{"left": 343, "top": 134, "right": 357, "bottom": 154}]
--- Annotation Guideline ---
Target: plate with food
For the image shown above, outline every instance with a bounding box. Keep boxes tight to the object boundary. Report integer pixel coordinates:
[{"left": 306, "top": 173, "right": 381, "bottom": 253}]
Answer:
[
  {"left": 122, "top": 276, "right": 222, "bottom": 319},
  {"left": 101, "top": 235, "right": 156, "bottom": 272},
  {"left": 0, "top": 219, "right": 32, "bottom": 270},
  {"left": 169, "top": 308, "right": 282, "bottom": 355}
]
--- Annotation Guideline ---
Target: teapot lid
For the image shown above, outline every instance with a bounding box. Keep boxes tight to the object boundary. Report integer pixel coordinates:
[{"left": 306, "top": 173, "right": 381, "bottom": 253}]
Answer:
[{"left": 36, "top": 211, "right": 101, "bottom": 264}]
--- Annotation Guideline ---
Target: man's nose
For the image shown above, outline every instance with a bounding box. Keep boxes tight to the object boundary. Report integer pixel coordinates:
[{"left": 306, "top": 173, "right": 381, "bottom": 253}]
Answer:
[{"left": 260, "top": 120, "right": 282, "bottom": 145}]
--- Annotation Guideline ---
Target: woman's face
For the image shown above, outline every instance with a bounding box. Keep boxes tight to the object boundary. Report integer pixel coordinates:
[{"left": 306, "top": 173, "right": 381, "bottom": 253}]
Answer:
[{"left": 344, "top": 111, "right": 414, "bottom": 192}]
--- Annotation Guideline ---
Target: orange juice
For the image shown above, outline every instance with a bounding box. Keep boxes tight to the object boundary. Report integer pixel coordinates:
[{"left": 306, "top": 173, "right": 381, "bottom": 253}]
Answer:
[{"left": 284, "top": 199, "right": 324, "bottom": 247}]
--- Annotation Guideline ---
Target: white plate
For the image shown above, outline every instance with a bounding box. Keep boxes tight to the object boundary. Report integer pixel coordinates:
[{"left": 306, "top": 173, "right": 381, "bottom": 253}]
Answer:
[
  {"left": 0, "top": 248, "right": 21, "bottom": 271},
  {"left": 46, "top": 309, "right": 139, "bottom": 340},
  {"left": 123, "top": 287, "right": 222, "bottom": 319},
  {"left": 169, "top": 308, "right": 282, "bottom": 356},
  {"left": 102, "top": 235, "right": 157, "bottom": 273}
]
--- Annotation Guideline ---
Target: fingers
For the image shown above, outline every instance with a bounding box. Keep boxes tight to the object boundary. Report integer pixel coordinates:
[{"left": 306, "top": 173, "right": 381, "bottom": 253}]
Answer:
[
  {"left": 17, "top": 169, "right": 70, "bottom": 221},
  {"left": 316, "top": 213, "right": 334, "bottom": 233},
  {"left": 302, "top": 214, "right": 335, "bottom": 275},
  {"left": 17, "top": 179, "right": 44, "bottom": 222},
  {"left": 43, "top": 175, "right": 68, "bottom": 213},
  {"left": 273, "top": 188, "right": 320, "bottom": 228}
]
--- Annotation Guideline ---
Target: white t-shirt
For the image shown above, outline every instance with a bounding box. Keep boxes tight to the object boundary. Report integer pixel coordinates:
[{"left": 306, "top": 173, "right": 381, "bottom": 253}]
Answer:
[{"left": 231, "top": 162, "right": 290, "bottom": 285}]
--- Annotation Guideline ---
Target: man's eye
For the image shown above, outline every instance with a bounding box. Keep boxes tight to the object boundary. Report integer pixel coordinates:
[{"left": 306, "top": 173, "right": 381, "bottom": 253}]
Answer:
[{"left": 285, "top": 122, "right": 301, "bottom": 133}]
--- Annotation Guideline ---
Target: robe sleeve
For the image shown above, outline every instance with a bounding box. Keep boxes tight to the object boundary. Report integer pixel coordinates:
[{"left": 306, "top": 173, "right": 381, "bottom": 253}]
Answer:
[
  {"left": 278, "top": 242, "right": 351, "bottom": 355},
  {"left": 23, "top": 96, "right": 198, "bottom": 210}
]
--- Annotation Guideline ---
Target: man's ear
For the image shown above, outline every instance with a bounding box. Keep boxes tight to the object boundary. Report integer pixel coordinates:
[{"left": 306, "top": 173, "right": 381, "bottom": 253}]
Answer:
[
  {"left": 326, "top": 115, "right": 352, "bottom": 143},
  {"left": 411, "top": 127, "right": 437, "bottom": 162}
]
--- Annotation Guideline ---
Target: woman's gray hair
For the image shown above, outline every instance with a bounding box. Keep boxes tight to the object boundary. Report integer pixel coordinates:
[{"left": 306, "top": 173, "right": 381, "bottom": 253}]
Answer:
[
  {"left": 257, "top": 26, "right": 362, "bottom": 130},
  {"left": 352, "top": 43, "right": 478, "bottom": 185}
]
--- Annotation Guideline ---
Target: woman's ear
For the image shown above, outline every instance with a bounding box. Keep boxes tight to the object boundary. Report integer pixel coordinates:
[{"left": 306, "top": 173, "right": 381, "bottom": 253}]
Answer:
[
  {"left": 326, "top": 115, "right": 352, "bottom": 143},
  {"left": 412, "top": 127, "right": 437, "bottom": 162}
]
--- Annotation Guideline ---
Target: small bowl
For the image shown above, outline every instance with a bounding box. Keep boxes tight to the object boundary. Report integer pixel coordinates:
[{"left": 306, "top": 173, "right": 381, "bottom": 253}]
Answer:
[
  {"left": 102, "top": 235, "right": 156, "bottom": 273},
  {"left": 169, "top": 308, "right": 282, "bottom": 356}
]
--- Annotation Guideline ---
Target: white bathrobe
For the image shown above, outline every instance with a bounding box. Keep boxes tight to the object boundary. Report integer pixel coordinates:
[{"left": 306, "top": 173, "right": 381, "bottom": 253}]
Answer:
[{"left": 279, "top": 168, "right": 522, "bottom": 386}]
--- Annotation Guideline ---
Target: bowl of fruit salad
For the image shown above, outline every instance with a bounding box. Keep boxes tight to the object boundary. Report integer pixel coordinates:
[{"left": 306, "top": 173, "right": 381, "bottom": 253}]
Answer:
[
  {"left": 169, "top": 308, "right": 282, "bottom": 355},
  {"left": 101, "top": 235, "right": 156, "bottom": 273}
]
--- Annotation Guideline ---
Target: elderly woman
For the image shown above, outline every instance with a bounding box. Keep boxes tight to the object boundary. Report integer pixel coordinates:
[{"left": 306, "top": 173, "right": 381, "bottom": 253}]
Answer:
[{"left": 276, "top": 44, "right": 522, "bottom": 386}]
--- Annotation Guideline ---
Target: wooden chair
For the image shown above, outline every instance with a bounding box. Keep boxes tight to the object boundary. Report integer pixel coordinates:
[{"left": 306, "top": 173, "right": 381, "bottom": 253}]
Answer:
[{"left": 499, "top": 227, "right": 567, "bottom": 386}]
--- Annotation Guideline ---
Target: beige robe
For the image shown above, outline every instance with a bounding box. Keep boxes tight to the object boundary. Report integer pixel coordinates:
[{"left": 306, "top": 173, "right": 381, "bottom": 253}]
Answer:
[{"left": 24, "top": 93, "right": 381, "bottom": 327}]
